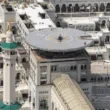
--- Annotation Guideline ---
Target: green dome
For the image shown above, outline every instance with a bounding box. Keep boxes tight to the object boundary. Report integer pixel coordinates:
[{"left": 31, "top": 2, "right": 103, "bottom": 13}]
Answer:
[
  {"left": 0, "top": 102, "right": 22, "bottom": 110},
  {"left": 1, "top": 42, "right": 18, "bottom": 50}
]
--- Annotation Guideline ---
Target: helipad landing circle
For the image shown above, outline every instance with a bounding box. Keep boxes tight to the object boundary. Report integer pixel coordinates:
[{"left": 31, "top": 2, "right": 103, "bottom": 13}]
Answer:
[{"left": 25, "top": 28, "right": 93, "bottom": 52}]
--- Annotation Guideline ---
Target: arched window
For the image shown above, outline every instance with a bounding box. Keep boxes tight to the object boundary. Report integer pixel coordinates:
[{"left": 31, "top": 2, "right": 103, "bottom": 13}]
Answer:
[
  {"left": 84, "top": 65, "right": 87, "bottom": 69},
  {"left": 56, "top": 22, "right": 61, "bottom": 27},
  {"left": 106, "top": 3, "right": 110, "bottom": 11},
  {"left": 105, "top": 77, "right": 107, "bottom": 81},
  {"left": 86, "top": 3, "right": 92, "bottom": 12},
  {"left": 101, "top": 20, "right": 106, "bottom": 28},
  {"left": 68, "top": 4, "right": 72, "bottom": 12},
  {"left": 0, "top": 25, "right": 2, "bottom": 29},
  {"left": 55, "top": 4, "right": 60, "bottom": 13},
  {"left": 33, "top": 98, "right": 35, "bottom": 108},
  {"left": 74, "top": 65, "right": 77, "bottom": 70},
  {"left": 91, "top": 77, "right": 93, "bottom": 81},
  {"left": 74, "top": 4, "right": 79, "bottom": 12},
  {"left": 93, "top": 3, "right": 98, "bottom": 12},
  {"left": 101, "top": 77, "right": 103, "bottom": 81},
  {"left": 61, "top": 4, "right": 66, "bottom": 13},
  {"left": 70, "top": 66, "right": 74, "bottom": 71},
  {"left": 16, "top": 73, "right": 20, "bottom": 80},
  {"left": 1, "top": 80, "right": 3, "bottom": 86},
  {"left": 98, "top": 77, "right": 100, "bottom": 81},
  {"left": 105, "top": 35, "right": 110, "bottom": 43},
  {"left": 81, "top": 65, "right": 84, "bottom": 70},
  {"left": 11, "top": 26, "right": 17, "bottom": 34},
  {"left": 52, "top": 102, "right": 54, "bottom": 110},
  {"left": 80, "top": 4, "right": 86, "bottom": 12},
  {"left": 100, "top": 3, "right": 105, "bottom": 12}
]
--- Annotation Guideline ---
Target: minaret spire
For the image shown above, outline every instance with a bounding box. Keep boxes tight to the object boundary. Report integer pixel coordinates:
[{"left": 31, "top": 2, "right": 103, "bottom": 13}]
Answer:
[
  {"left": 7, "top": 19, "right": 12, "bottom": 32},
  {"left": 6, "top": 19, "right": 13, "bottom": 43}
]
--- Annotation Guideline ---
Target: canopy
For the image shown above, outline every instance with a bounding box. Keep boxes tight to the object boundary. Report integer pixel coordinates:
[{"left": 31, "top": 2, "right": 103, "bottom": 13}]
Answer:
[{"left": 0, "top": 102, "right": 22, "bottom": 110}]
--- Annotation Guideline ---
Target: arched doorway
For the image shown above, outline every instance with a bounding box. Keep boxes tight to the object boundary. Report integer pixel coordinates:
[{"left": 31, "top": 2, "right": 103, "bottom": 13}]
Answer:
[
  {"left": 100, "top": 3, "right": 105, "bottom": 12},
  {"left": 68, "top": 4, "right": 72, "bottom": 12},
  {"left": 74, "top": 4, "right": 79, "bottom": 12},
  {"left": 55, "top": 4, "right": 60, "bottom": 13},
  {"left": 11, "top": 26, "right": 17, "bottom": 34},
  {"left": 86, "top": 3, "right": 92, "bottom": 12},
  {"left": 101, "top": 20, "right": 106, "bottom": 28},
  {"left": 56, "top": 22, "right": 61, "bottom": 27},
  {"left": 105, "top": 35, "right": 110, "bottom": 43},
  {"left": 61, "top": 4, "right": 66, "bottom": 13},
  {"left": 22, "top": 58, "right": 26, "bottom": 63},
  {"left": 93, "top": 3, "right": 98, "bottom": 12},
  {"left": 80, "top": 4, "right": 86, "bottom": 12},
  {"left": 106, "top": 3, "right": 110, "bottom": 11}
]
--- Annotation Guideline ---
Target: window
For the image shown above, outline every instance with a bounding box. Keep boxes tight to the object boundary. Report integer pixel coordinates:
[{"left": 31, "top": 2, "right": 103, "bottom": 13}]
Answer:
[
  {"left": 40, "top": 74, "right": 47, "bottom": 80},
  {"left": 0, "top": 63, "right": 3, "bottom": 68},
  {"left": 29, "top": 92, "right": 31, "bottom": 102},
  {"left": 74, "top": 66, "right": 77, "bottom": 70},
  {"left": 52, "top": 102, "right": 54, "bottom": 110},
  {"left": 70, "top": 66, "right": 74, "bottom": 71},
  {"left": 51, "top": 65, "right": 57, "bottom": 72},
  {"left": 40, "top": 66, "right": 47, "bottom": 73},
  {"left": 84, "top": 65, "right": 87, "bottom": 69},
  {"left": 33, "top": 98, "right": 35, "bottom": 108},
  {"left": 81, "top": 65, "right": 84, "bottom": 70},
  {"left": 39, "top": 99, "right": 48, "bottom": 110},
  {"left": 40, "top": 81, "right": 47, "bottom": 85}
]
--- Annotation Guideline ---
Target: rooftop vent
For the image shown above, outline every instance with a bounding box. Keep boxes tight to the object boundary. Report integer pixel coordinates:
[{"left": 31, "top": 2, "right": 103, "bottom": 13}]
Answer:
[
  {"left": 39, "top": 13, "right": 46, "bottom": 19},
  {"left": 6, "top": 5, "right": 14, "bottom": 11}
]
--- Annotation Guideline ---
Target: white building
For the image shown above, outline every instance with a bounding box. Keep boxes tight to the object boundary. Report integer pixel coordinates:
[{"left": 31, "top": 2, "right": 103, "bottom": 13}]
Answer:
[{"left": 25, "top": 28, "right": 94, "bottom": 110}]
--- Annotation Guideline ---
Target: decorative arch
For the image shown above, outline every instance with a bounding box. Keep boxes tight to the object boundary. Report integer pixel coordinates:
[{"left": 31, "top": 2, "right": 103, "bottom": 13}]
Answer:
[
  {"left": 93, "top": 3, "right": 98, "bottom": 12},
  {"left": 55, "top": 4, "right": 60, "bottom": 13},
  {"left": 106, "top": 3, "right": 110, "bottom": 11},
  {"left": 74, "top": 3, "right": 79, "bottom": 12},
  {"left": 100, "top": 3, "right": 105, "bottom": 12},
  {"left": 68, "top": 4, "right": 72, "bottom": 12},
  {"left": 61, "top": 4, "right": 66, "bottom": 13}
]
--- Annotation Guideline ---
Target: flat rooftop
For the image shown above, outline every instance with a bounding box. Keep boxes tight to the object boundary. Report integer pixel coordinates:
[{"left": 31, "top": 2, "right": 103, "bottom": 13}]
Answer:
[
  {"left": 26, "top": 28, "right": 93, "bottom": 52},
  {"left": 63, "top": 17, "right": 98, "bottom": 25},
  {"left": 14, "top": 3, "right": 55, "bottom": 30},
  {"left": 88, "top": 31, "right": 103, "bottom": 40},
  {"left": 91, "top": 61, "right": 110, "bottom": 75}
]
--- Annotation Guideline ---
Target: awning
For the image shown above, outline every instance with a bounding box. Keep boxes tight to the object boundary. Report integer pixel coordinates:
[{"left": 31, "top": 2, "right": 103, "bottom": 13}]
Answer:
[{"left": 0, "top": 102, "right": 22, "bottom": 110}]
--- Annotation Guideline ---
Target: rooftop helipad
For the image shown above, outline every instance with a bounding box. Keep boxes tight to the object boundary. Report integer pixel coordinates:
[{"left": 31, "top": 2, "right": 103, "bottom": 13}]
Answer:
[{"left": 25, "top": 28, "right": 93, "bottom": 52}]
